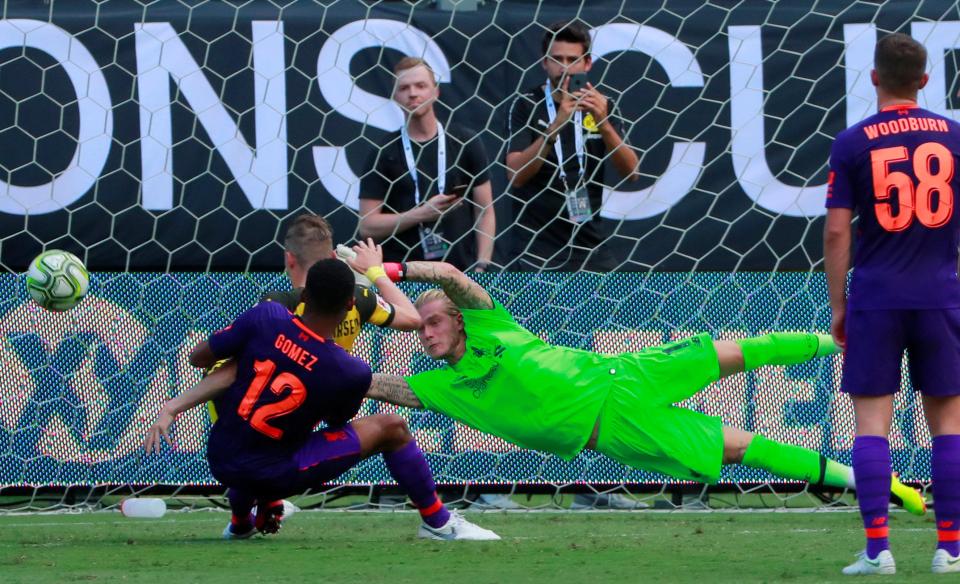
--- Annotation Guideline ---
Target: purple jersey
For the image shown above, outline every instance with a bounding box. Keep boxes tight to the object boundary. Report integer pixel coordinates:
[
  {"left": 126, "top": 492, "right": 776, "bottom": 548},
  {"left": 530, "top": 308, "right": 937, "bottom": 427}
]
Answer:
[
  {"left": 827, "top": 104, "right": 960, "bottom": 310},
  {"left": 206, "top": 301, "right": 371, "bottom": 459}
]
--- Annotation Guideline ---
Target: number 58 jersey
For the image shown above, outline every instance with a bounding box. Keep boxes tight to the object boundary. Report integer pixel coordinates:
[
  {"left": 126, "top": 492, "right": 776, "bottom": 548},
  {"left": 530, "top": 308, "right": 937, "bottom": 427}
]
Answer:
[
  {"left": 828, "top": 104, "right": 960, "bottom": 310},
  {"left": 206, "top": 301, "right": 372, "bottom": 455}
]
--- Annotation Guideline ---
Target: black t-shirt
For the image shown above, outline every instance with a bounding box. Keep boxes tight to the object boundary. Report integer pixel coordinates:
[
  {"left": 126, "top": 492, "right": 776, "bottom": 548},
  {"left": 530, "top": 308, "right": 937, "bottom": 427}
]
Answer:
[
  {"left": 359, "top": 123, "right": 490, "bottom": 269},
  {"left": 507, "top": 85, "right": 627, "bottom": 271}
]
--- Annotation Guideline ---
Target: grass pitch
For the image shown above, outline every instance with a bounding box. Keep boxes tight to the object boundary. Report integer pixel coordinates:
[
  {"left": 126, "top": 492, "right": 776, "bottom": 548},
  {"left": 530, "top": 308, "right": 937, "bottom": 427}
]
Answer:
[{"left": 0, "top": 510, "right": 947, "bottom": 583}]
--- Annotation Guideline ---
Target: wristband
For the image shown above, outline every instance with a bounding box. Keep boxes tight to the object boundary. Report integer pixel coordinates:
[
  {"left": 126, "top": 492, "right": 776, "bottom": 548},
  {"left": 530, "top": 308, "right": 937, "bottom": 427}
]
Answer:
[
  {"left": 365, "top": 266, "right": 388, "bottom": 283},
  {"left": 383, "top": 262, "right": 407, "bottom": 282}
]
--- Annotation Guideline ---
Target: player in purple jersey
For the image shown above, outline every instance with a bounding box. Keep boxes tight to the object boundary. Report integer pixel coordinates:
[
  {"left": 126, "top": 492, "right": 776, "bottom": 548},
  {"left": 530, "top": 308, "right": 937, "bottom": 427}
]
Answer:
[
  {"left": 825, "top": 33, "right": 960, "bottom": 575},
  {"left": 144, "top": 259, "right": 498, "bottom": 541}
]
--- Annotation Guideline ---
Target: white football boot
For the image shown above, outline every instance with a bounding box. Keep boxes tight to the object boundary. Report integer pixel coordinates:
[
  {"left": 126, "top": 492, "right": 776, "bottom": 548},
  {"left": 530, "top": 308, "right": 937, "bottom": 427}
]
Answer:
[
  {"left": 418, "top": 510, "right": 501, "bottom": 541},
  {"left": 842, "top": 550, "right": 896, "bottom": 575}
]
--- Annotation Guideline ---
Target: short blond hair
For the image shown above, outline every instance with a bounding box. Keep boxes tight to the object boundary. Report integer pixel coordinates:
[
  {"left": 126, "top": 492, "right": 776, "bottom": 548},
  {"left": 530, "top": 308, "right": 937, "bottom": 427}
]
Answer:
[
  {"left": 284, "top": 214, "right": 333, "bottom": 268},
  {"left": 415, "top": 288, "right": 460, "bottom": 316},
  {"left": 394, "top": 57, "right": 438, "bottom": 85}
]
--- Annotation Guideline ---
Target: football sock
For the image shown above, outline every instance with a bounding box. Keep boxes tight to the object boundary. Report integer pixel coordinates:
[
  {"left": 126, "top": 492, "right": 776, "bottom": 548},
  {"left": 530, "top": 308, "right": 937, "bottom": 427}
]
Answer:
[
  {"left": 227, "top": 488, "right": 256, "bottom": 530},
  {"left": 853, "top": 436, "right": 891, "bottom": 559},
  {"left": 383, "top": 440, "right": 450, "bottom": 529},
  {"left": 736, "top": 333, "right": 837, "bottom": 372},
  {"left": 741, "top": 434, "right": 855, "bottom": 488},
  {"left": 933, "top": 435, "right": 960, "bottom": 556}
]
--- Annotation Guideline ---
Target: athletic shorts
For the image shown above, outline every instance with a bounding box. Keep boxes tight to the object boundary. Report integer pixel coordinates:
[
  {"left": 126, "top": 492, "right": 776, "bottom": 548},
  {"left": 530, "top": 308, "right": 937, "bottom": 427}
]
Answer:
[
  {"left": 594, "top": 333, "right": 725, "bottom": 483},
  {"left": 842, "top": 309, "right": 960, "bottom": 397},
  {"left": 209, "top": 425, "right": 363, "bottom": 499}
]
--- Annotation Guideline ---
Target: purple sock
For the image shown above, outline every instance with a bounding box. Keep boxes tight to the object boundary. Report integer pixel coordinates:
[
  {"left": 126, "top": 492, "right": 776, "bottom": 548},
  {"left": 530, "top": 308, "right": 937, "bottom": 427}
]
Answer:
[
  {"left": 383, "top": 440, "right": 450, "bottom": 529},
  {"left": 227, "top": 488, "right": 256, "bottom": 529},
  {"left": 933, "top": 435, "right": 960, "bottom": 556},
  {"left": 853, "top": 435, "right": 891, "bottom": 559}
]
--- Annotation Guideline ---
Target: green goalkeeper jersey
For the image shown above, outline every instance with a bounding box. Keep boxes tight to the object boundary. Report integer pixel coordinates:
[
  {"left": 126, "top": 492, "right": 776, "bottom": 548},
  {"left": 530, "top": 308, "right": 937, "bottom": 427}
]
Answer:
[{"left": 405, "top": 299, "right": 616, "bottom": 459}]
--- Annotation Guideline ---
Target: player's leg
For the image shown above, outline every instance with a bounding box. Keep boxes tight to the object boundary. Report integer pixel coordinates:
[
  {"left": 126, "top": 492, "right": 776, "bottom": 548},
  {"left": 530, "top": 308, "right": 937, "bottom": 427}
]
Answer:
[
  {"left": 349, "top": 414, "right": 499, "bottom": 541},
  {"left": 908, "top": 307, "right": 960, "bottom": 572},
  {"left": 723, "top": 426, "right": 854, "bottom": 488},
  {"left": 714, "top": 332, "right": 838, "bottom": 379},
  {"left": 222, "top": 487, "right": 258, "bottom": 539},
  {"left": 840, "top": 309, "right": 905, "bottom": 574},
  {"left": 924, "top": 395, "right": 960, "bottom": 572}
]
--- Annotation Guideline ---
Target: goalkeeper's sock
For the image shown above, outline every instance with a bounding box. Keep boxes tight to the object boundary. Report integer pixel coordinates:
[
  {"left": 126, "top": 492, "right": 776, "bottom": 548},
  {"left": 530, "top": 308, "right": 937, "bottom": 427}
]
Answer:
[
  {"left": 383, "top": 440, "right": 450, "bottom": 529},
  {"left": 736, "top": 333, "right": 837, "bottom": 372},
  {"left": 933, "top": 435, "right": 960, "bottom": 556},
  {"left": 741, "top": 434, "right": 855, "bottom": 489},
  {"left": 853, "top": 435, "right": 892, "bottom": 560},
  {"left": 227, "top": 488, "right": 256, "bottom": 531}
]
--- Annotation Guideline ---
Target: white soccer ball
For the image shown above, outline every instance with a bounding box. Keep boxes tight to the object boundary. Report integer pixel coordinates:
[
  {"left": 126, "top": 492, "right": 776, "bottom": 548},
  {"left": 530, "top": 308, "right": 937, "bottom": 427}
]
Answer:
[
  {"left": 25, "top": 249, "right": 90, "bottom": 311},
  {"left": 334, "top": 243, "right": 373, "bottom": 287}
]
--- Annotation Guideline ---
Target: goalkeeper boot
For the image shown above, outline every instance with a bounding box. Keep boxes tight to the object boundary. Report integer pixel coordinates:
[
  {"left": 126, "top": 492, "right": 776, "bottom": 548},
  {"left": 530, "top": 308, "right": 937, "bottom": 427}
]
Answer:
[
  {"left": 254, "top": 500, "right": 285, "bottom": 535},
  {"left": 418, "top": 509, "right": 501, "bottom": 541},
  {"left": 842, "top": 550, "right": 896, "bottom": 575},
  {"left": 932, "top": 549, "right": 960, "bottom": 574},
  {"left": 890, "top": 473, "right": 926, "bottom": 516},
  {"left": 222, "top": 513, "right": 257, "bottom": 540}
]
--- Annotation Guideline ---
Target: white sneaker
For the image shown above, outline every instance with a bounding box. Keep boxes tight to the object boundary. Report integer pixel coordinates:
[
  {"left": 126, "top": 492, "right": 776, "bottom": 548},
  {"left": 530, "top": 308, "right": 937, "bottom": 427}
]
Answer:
[
  {"left": 842, "top": 550, "right": 896, "bottom": 575},
  {"left": 418, "top": 510, "right": 501, "bottom": 541},
  {"left": 222, "top": 521, "right": 257, "bottom": 540},
  {"left": 932, "top": 549, "right": 960, "bottom": 573}
]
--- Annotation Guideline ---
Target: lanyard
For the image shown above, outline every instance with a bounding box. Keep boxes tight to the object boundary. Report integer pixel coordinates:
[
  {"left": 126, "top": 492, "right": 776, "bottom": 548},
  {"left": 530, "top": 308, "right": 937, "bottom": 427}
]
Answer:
[
  {"left": 400, "top": 121, "right": 446, "bottom": 205},
  {"left": 543, "top": 78, "right": 584, "bottom": 190}
]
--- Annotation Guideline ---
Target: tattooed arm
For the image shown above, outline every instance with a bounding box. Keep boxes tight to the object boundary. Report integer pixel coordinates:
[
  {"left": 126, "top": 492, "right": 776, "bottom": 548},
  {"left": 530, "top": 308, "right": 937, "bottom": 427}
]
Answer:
[
  {"left": 367, "top": 373, "right": 424, "bottom": 408},
  {"left": 404, "top": 261, "right": 494, "bottom": 310}
]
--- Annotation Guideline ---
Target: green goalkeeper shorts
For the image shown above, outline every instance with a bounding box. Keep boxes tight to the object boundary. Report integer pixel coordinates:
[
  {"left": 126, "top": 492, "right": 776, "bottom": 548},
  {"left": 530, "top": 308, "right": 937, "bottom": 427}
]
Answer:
[{"left": 594, "top": 333, "right": 725, "bottom": 484}]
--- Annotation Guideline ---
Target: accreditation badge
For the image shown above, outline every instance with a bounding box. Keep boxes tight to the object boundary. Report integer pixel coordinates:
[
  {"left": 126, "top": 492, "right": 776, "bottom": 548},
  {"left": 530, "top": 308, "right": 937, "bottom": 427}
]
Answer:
[
  {"left": 565, "top": 186, "right": 592, "bottom": 224},
  {"left": 582, "top": 113, "right": 599, "bottom": 133},
  {"left": 418, "top": 225, "right": 450, "bottom": 259}
]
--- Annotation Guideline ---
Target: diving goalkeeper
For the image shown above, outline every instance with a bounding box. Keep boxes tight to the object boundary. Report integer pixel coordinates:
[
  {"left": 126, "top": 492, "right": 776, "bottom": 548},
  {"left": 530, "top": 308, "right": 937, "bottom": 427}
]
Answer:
[{"left": 365, "top": 261, "right": 925, "bottom": 510}]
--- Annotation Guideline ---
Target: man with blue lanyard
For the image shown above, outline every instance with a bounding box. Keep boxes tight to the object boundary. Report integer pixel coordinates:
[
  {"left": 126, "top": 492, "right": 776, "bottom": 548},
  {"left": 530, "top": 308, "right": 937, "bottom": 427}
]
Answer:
[
  {"left": 359, "top": 57, "right": 496, "bottom": 272},
  {"left": 505, "top": 20, "right": 639, "bottom": 272}
]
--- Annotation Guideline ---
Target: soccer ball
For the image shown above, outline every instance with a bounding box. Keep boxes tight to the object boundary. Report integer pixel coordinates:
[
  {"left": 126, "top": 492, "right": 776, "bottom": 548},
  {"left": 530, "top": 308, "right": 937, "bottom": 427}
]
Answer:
[{"left": 25, "top": 250, "right": 90, "bottom": 311}]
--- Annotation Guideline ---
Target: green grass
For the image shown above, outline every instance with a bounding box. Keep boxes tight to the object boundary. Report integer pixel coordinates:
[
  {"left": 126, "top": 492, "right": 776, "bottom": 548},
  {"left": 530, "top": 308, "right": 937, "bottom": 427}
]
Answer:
[{"left": 0, "top": 510, "right": 948, "bottom": 583}]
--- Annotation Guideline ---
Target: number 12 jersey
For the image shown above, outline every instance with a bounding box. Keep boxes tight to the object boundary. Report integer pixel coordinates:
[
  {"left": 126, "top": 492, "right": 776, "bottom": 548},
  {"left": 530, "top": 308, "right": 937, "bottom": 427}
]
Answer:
[{"left": 827, "top": 103, "right": 960, "bottom": 310}]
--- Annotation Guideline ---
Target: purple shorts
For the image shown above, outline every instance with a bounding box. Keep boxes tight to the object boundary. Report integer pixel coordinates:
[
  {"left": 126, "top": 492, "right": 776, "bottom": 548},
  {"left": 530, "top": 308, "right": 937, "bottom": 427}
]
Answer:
[
  {"left": 210, "top": 425, "right": 362, "bottom": 499},
  {"left": 842, "top": 308, "right": 960, "bottom": 397}
]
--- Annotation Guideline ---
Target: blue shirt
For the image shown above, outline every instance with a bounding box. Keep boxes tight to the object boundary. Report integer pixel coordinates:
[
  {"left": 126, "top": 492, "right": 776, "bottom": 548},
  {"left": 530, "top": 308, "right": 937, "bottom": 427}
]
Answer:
[{"left": 827, "top": 104, "right": 960, "bottom": 309}]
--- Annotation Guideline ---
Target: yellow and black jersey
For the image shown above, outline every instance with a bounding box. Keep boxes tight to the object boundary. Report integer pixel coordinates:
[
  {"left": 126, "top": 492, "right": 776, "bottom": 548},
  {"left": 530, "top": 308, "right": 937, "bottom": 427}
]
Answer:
[{"left": 260, "top": 284, "right": 395, "bottom": 353}]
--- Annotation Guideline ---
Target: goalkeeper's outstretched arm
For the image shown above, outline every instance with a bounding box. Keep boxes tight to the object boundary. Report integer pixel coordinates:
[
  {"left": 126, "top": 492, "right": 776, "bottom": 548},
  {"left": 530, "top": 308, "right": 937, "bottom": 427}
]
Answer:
[
  {"left": 404, "top": 261, "right": 493, "bottom": 310},
  {"left": 367, "top": 373, "right": 423, "bottom": 408}
]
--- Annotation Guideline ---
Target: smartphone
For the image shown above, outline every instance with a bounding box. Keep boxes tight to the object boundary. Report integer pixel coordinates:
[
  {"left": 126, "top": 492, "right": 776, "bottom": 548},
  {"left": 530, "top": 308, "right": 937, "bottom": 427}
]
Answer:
[
  {"left": 450, "top": 184, "right": 469, "bottom": 197},
  {"left": 567, "top": 73, "right": 589, "bottom": 93}
]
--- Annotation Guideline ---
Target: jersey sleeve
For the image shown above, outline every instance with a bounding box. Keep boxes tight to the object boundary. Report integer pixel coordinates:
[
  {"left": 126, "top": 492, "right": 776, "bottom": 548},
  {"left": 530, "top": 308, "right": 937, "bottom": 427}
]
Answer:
[
  {"left": 462, "top": 133, "right": 491, "bottom": 185},
  {"left": 405, "top": 367, "right": 458, "bottom": 413},
  {"left": 324, "top": 367, "right": 373, "bottom": 427},
  {"left": 207, "top": 302, "right": 275, "bottom": 359},
  {"left": 354, "top": 285, "right": 396, "bottom": 327},
  {"left": 359, "top": 146, "right": 392, "bottom": 202},
  {"left": 507, "top": 93, "right": 539, "bottom": 155},
  {"left": 826, "top": 135, "right": 856, "bottom": 209},
  {"left": 260, "top": 288, "right": 302, "bottom": 311}
]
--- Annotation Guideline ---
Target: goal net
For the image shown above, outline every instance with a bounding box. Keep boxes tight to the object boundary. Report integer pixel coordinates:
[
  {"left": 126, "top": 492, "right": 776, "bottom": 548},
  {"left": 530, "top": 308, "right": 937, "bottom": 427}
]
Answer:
[{"left": 0, "top": 1, "right": 949, "bottom": 512}]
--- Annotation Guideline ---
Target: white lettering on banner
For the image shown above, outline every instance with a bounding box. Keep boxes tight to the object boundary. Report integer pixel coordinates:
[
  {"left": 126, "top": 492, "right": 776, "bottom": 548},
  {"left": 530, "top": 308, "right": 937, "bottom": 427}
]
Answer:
[
  {"left": 590, "top": 24, "right": 707, "bottom": 221},
  {"left": 912, "top": 21, "right": 960, "bottom": 121},
  {"left": 0, "top": 19, "right": 113, "bottom": 215},
  {"left": 312, "top": 19, "right": 451, "bottom": 210},
  {"left": 727, "top": 24, "right": 876, "bottom": 217},
  {"left": 135, "top": 21, "right": 288, "bottom": 210}
]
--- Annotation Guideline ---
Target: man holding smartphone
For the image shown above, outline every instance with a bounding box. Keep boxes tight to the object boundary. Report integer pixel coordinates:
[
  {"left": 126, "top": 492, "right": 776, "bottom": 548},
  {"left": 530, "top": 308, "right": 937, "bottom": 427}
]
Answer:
[
  {"left": 359, "top": 57, "right": 496, "bottom": 272},
  {"left": 505, "top": 21, "right": 639, "bottom": 272}
]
